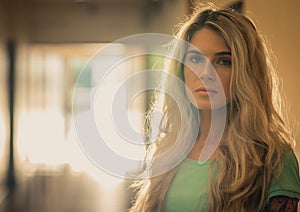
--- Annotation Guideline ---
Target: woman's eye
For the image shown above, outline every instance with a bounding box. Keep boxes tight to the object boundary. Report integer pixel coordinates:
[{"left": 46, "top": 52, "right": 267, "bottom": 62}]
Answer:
[
  {"left": 188, "top": 55, "right": 205, "bottom": 64},
  {"left": 217, "top": 58, "right": 231, "bottom": 66}
]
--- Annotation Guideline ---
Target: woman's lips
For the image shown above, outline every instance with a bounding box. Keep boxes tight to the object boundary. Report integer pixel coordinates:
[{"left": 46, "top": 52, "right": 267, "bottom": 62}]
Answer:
[{"left": 195, "top": 87, "right": 217, "bottom": 96}]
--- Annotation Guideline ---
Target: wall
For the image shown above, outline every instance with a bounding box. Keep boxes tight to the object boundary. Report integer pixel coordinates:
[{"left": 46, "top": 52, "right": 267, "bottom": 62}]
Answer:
[{"left": 245, "top": 0, "right": 300, "bottom": 158}]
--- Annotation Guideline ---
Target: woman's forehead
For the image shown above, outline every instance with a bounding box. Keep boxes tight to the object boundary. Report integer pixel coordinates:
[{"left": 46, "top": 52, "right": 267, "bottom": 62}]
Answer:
[{"left": 187, "top": 28, "right": 230, "bottom": 57}]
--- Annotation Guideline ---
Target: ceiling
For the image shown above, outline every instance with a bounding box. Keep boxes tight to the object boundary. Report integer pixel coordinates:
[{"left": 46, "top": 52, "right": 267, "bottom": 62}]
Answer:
[{"left": 3, "top": 0, "right": 162, "bottom": 4}]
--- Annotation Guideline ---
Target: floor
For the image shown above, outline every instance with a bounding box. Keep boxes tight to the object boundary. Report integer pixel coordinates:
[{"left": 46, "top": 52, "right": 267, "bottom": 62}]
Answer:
[{"left": 0, "top": 165, "right": 134, "bottom": 212}]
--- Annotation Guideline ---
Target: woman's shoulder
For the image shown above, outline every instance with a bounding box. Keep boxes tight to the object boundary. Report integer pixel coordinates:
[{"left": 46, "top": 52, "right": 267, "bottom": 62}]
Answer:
[
  {"left": 278, "top": 144, "right": 299, "bottom": 167},
  {"left": 268, "top": 145, "right": 300, "bottom": 200}
]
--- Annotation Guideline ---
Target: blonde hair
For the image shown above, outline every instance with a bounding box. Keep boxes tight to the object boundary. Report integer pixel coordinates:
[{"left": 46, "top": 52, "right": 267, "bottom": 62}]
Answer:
[{"left": 130, "top": 3, "right": 295, "bottom": 212}]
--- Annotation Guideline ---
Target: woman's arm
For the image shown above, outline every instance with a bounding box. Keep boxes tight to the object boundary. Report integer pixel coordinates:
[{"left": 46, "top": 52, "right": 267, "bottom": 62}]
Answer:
[{"left": 263, "top": 195, "right": 299, "bottom": 212}]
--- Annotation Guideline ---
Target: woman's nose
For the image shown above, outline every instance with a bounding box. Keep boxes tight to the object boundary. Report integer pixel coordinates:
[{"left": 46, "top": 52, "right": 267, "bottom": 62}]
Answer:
[{"left": 199, "top": 60, "right": 215, "bottom": 81}]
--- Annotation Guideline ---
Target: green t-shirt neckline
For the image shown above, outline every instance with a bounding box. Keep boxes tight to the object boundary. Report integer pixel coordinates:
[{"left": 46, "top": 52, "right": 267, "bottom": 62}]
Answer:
[{"left": 164, "top": 157, "right": 217, "bottom": 211}]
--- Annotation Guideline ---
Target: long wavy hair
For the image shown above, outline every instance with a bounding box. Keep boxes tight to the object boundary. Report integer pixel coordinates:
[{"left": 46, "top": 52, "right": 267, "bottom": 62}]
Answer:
[{"left": 129, "top": 3, "right": 295, "bottom": 212}]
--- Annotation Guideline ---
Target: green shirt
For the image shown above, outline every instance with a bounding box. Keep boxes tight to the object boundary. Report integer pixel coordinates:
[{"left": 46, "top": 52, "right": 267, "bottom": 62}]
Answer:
[{"left": 164, "top": 151, "right": 300, "bottom": 211}]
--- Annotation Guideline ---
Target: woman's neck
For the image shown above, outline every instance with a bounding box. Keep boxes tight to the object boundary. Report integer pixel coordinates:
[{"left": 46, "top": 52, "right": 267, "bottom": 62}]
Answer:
[
  {"left": 198, "top": 110, "right": 212, "bottom": 141},
  {"left": 188, "top": 107, "right": 227, "bottom": 161}
]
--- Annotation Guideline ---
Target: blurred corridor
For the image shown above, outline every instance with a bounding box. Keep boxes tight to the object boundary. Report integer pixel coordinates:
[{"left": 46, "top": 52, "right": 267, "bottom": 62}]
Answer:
[
  {"left": 0, "top": 0, "right": 189, "bottom": 211},
  {"left": 0, "top": 42, "right": 140, "bottom": 212}
]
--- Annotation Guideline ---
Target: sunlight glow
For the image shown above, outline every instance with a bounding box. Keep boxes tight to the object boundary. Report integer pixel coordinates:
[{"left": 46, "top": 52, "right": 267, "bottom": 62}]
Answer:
[
  {"left": 16, "top": 108, "right": 67, "bottom": 166},
  {"left": 12, "top": 43, "right": 147, "bottom": 211}
]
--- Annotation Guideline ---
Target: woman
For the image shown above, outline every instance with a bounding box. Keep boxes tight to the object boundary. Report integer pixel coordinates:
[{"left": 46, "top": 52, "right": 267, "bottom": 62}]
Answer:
[{"left": 130, "top": 3, "right": 300, "bottom": 212}]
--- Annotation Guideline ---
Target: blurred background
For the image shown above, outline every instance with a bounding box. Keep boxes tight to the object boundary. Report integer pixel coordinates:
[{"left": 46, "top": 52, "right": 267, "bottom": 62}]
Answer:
[{"left": 0, "top": 0, "right": 299, "bottom": 211}]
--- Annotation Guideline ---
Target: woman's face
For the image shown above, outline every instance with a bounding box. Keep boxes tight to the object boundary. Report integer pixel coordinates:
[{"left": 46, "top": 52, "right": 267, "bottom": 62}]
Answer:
[{"left": 184, "top": 27, "right": 232, "bottom": 110}]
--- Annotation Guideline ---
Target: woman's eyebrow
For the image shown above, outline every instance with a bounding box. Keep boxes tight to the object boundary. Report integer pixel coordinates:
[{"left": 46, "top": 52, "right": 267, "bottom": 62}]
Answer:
[
  {"left": 186, "top": 50, "right": 231, "bottom": 56},
  {"left": 185, "top": 49, "right": 204, "bottom": 56},
  {"left": 215, "top": 51, "right": 231, "bottom": 56}
]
